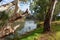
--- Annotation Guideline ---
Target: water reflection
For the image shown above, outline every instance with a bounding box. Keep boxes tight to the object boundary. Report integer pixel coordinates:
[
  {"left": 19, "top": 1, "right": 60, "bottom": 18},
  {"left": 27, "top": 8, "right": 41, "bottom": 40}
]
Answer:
[{"left": 17, "top": 20, "right": 37, "bottom": 34}]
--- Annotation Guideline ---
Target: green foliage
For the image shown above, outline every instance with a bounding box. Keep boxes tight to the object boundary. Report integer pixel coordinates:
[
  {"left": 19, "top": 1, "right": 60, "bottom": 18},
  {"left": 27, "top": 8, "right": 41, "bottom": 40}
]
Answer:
[
  {"left": 56, "top": 16, "right": 60, "bottom": 20},
  {"left": 0, "top": 11, "right": 9, "bottom": 27},
  {"left": 0, "top": 11, "right": 9, "bottom": 21},
  {"left": 30, "top": 0, "right": 50, "bottom": 21},
  {"left": 53, "top": 1, "right": 60, "bottom": 20},
  {"left": 30, "top": 0, "right": 60, "bottom": 21}
]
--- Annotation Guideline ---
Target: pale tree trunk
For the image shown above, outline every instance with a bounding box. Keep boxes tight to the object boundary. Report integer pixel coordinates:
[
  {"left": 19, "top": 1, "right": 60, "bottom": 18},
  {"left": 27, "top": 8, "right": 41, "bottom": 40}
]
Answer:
[
  {"left": 9, "top": 0, "right": 20, "bottom": 22},
  {"left": 44, "top": 0, "right": 58, "bottom": 32},
  {"left": 14, "top": 0, "right": 20, "bottom": 14}
]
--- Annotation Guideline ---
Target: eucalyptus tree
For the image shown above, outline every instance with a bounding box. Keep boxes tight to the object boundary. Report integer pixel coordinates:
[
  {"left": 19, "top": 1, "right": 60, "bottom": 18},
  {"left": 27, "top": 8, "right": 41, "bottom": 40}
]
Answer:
[
  {"left": 30, "top": 0, "right": 58, "bottom": 32},
  {"left": 44, "top": 0, "right": 58, "bottom": 32}
]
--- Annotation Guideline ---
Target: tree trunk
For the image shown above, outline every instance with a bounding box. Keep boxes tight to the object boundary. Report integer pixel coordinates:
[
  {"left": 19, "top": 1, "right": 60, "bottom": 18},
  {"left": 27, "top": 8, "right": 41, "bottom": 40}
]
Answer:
[
  {"left": 44, "top": 0, "right": 57, "bottom": 32},
  {"left": 14, "top": 0, "right": 20, "bottom": 14}
]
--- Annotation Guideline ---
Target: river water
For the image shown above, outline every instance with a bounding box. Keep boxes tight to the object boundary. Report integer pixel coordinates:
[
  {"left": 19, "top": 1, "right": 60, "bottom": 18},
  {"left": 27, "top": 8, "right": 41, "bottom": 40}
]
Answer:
[{"left": 17, "top": 20, "right": 37, "bottom": 35}]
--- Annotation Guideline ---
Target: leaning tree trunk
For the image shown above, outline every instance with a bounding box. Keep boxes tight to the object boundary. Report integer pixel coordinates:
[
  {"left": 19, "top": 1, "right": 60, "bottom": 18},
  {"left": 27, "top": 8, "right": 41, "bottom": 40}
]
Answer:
[
  {"left": 44, "top": 0, "right": 58, "bottom": 32},
  {"left": 14, "top": 0, "right": 20, "bottom": 14},
  {"left": 9, "top": 0, "right": 20, "bottom": 22}
]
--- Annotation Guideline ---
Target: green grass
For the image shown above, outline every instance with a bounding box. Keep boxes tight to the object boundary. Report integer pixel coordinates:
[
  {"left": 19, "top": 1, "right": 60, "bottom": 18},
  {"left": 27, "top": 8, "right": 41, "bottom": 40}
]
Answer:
[{"left": 52, "top": 24, "right": 60, "bottom": 40}]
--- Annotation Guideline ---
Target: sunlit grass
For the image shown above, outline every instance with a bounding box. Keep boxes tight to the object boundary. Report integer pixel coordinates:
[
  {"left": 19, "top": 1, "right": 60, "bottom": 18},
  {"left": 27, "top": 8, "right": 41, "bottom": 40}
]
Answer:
[{"left": 56, "top": 32, "right": 60, "bottom": 40}]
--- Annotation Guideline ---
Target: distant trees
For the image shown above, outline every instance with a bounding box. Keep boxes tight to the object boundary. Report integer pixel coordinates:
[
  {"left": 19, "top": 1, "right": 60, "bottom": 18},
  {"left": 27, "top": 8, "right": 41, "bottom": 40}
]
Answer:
[
  {"left": 30, "top": 0, "right": 58, "bottom": 32},
  {"left": 30, "top": 0, "right": 60, "bottom": 21},
  {"left": 30, "top": 0, "right": 50, "bottom": 21}
]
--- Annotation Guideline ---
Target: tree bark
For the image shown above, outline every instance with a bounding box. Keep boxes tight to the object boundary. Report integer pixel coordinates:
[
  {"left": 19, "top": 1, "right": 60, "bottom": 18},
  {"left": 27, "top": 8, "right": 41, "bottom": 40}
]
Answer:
[
  {"left": 14, "top": 0, "right": 20, "bottom": 14},
  {"left": 44, "top": 0, "right": 57, "bottom": 32}
]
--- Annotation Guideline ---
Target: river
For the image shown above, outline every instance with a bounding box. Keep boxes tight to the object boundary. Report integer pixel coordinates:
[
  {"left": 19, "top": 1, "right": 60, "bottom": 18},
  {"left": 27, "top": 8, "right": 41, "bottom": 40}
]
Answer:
[{"left": 17, "top": 20, "right": 37, "bottom": 35}]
